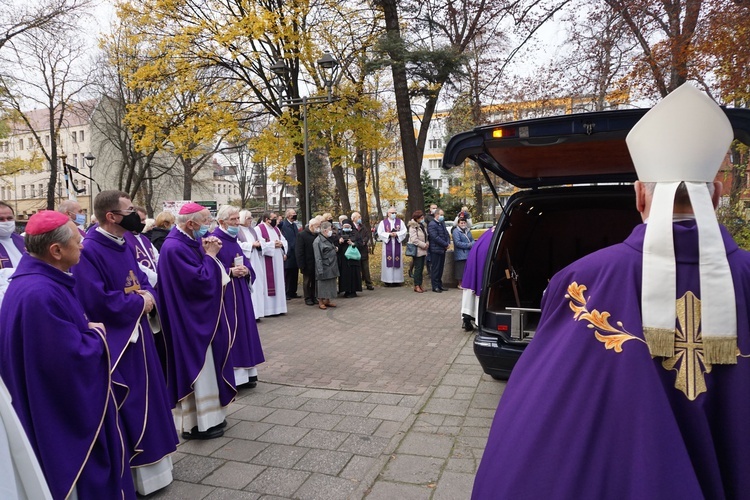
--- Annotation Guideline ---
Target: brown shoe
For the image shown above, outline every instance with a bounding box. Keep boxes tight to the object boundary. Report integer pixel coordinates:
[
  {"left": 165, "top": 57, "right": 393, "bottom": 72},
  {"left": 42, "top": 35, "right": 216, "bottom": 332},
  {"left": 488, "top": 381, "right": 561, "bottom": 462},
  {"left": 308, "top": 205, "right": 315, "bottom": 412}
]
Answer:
[
  {"left": 414, "top": 286, "right": 424, "bottom": 293},
  {"left": 319, "top": 304, "right": 327, "bottom": 310},
  {"left": 326, "top": 302, "right": 337, "bottom": 308}
]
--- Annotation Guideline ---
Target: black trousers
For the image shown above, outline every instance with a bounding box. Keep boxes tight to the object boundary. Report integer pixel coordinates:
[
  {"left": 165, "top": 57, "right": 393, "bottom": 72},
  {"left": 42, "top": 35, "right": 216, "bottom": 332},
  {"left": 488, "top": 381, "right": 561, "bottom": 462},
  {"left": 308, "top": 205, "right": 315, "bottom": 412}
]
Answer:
[
  {"left": 429, "top": 252, "right": 445, "bottom": 290},
  {"left": 302, "top": 272, "right": 315, "bottom": 300},
  {"left": 361, "top": 258, "right": 373, "bottom": 286},
  {"left": 285, "top": 266, "right": 299, "bottom": 297}
]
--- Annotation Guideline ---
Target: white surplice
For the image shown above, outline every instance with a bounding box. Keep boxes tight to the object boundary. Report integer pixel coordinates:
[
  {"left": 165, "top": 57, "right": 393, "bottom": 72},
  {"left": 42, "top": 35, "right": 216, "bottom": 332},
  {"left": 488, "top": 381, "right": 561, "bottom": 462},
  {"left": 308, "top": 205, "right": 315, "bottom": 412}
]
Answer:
[
  {"left": 253, "top": 223, "right": 287, "bottom": 315},
  {"left": 238, "top": 226, "right": 266, "bottom": 319},
  {"left": 377, "top": 219, "right": 407, "bottom": 283}
]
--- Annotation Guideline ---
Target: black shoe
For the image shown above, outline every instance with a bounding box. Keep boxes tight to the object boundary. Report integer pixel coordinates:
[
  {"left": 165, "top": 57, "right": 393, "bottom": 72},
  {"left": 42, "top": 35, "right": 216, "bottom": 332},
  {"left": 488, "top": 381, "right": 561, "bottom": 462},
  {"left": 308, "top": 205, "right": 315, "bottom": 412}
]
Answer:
[
  {"left": 462, "top": 320, "right": 475, "bottom": 331},
  {"left": 366, "top": 285, "right": 374, "bottom": 290},
  {"left": 305, "top": 299, "right": 316, "bottom": 306},
  {"left": 440, "top": 287, "right": 448, "bottom": 291},
  {"left": 432, "top": 288, "right": 442, "bottom": 293},
  {"left": 238, "top": 380, "right": 257, "bottom": 389},
  {"left": 182, "top": 426, "right": 224, "bottom": 440}
]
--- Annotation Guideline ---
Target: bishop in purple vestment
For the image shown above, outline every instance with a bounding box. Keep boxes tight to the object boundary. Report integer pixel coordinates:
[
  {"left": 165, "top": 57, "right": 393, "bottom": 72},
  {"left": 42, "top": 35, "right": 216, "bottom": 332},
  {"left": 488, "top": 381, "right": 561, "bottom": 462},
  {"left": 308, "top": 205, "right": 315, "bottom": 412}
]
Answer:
[
  {"left": 474, "top": 84, "right": 750, "bottom": 499},
  {"left": 157, "top": 203, "right": 236, "bottom": 440},
  {"left": 0, "top": 211, "right": 134, "bottom": 499},
  {"left": 72, "top": 191, "right": 177, "bottom": 495},
  {"left": 213, "top": 206, "right": 265, "bottom": 388}
]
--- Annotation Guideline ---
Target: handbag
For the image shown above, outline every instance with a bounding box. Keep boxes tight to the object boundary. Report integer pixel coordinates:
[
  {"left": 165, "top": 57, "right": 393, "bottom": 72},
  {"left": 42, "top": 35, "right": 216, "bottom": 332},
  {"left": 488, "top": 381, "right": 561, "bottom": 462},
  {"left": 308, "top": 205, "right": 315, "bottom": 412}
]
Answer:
[
  {"left": 344, "top": 244, "right": 362, "bottom": 261},
  {"left": 405, "top": 242, "right": 418, "bottom": 257}
]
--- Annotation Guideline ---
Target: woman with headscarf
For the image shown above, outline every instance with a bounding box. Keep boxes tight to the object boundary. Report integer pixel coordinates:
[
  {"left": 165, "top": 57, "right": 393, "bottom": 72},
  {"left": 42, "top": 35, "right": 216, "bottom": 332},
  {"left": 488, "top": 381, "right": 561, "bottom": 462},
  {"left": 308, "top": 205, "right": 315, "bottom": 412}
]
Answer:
[
  {"left": 337, "top": 218, "right": 363, "bottom": 298},
  {"left": 313, "top": 221, "right": 339, "bottom": 309}
]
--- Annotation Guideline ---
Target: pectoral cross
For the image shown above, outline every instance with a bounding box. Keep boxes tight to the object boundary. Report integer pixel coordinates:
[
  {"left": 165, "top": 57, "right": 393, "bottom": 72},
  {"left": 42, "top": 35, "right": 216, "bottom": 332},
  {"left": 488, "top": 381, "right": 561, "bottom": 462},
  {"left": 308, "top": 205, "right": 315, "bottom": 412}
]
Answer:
[
  {"left": 662, "top": 292, "right": 711, "bottom": 401},
  {"left": 124, "top": 270, "right": 141, "bottom": 294}
]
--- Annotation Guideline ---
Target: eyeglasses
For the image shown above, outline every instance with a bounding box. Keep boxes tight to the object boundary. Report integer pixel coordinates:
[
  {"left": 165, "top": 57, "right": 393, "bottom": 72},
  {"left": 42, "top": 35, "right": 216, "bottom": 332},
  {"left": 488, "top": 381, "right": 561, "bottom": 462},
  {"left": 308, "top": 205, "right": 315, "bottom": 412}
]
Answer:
[{"left": 110, "top": 209, "right": 135, "bottom": 216}]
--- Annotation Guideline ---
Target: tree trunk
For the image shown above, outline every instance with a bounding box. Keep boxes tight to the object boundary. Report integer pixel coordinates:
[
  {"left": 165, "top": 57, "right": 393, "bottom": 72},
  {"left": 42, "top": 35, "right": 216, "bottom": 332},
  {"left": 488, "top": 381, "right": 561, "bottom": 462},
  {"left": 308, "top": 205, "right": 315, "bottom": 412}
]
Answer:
[
  {"left": 182, "top": 157, "right": 192, "bottom": 199},
  {"left": 46, "top": 107, "right": 58, "bottom": 210},
  {"left": 355, "top": 147, "right": 369, "bottom": 224},
  {"left": 331, "top": 160, "right": 351, "bottom": 216},
  {"left": 377, "top": 0, "right": 424, "bottom": 216}
]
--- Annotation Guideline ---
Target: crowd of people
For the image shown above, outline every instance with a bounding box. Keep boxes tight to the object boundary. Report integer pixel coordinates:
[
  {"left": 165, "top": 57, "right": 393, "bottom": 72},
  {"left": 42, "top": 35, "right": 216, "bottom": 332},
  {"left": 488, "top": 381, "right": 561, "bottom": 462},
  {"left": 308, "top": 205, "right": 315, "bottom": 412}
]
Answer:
[
  {"left": 0, "top": 192, "right": 481, "bottom": 497},
  {"left": 0, "top": 195, "right": 268, "bottom": 498}
]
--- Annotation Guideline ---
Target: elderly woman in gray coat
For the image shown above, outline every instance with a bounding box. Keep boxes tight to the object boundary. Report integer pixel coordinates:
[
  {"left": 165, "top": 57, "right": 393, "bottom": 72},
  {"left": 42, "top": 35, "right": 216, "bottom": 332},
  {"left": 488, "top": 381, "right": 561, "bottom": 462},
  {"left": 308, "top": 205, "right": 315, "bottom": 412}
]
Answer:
[{"left": 313, "top": 221, "right": 340, "bottom": 309}]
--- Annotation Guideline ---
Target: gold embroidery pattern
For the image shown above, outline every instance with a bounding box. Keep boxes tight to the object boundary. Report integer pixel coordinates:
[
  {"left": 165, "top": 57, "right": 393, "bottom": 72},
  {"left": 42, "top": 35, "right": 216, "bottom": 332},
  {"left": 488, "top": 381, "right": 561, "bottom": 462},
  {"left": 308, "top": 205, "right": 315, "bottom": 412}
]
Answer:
[
  {"left": 124, "top": 270, "right": 141, "bottom": 294},
  {"left": 566, "top": 282, "right": 646, "bottom": 353},
  {"left": 566, "top": 282, "right": 745, "bottom": 401}
]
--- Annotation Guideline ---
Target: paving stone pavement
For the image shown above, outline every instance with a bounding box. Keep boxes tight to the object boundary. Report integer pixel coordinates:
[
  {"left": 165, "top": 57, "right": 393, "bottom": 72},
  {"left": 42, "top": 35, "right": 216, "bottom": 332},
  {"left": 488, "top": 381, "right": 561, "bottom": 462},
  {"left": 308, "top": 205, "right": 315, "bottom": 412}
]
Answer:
[{"left": 151, "top": 285, "right": 506, "bottom": 499}]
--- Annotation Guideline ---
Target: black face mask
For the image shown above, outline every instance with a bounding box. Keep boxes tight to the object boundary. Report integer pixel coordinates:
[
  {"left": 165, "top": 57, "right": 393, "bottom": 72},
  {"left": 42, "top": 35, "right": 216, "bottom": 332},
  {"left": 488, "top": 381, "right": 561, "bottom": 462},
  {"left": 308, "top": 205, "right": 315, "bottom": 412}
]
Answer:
[
  {"left": 269, "top": 219, "right": 277, "bottom": 227},
  {"left": 291, "top": 215, "right": 297, "bottom": 221},
  {"left": 118, "top": 212, "right": 146, "bottom": 233}
]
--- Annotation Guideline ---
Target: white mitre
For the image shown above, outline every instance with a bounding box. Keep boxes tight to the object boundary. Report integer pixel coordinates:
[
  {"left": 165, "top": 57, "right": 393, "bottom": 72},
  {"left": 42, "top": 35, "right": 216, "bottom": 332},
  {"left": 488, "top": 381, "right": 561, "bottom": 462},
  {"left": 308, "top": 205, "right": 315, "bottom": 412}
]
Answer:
[{"left": 626, "top": 83, "right": 736, "bottom": 364}]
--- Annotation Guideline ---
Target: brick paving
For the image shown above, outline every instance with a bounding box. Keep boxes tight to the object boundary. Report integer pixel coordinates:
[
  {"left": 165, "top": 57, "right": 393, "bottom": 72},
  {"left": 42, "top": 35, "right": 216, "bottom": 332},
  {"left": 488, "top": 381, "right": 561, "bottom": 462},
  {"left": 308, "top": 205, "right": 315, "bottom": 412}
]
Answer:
[{"left": 152, "top": 284, "right": 506, "bottom": 499}]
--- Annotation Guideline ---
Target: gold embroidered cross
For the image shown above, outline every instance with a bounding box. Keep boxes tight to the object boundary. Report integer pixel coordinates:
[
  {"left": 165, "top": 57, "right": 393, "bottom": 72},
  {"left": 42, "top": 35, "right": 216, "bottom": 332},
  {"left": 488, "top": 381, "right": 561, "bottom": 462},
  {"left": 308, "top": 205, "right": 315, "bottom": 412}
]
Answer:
[
  {"left": 662, "top": 292, "right": 711, "bottom": 401},
  {"left": 124, "top": 270, "right": 141, "bottom": 294}
]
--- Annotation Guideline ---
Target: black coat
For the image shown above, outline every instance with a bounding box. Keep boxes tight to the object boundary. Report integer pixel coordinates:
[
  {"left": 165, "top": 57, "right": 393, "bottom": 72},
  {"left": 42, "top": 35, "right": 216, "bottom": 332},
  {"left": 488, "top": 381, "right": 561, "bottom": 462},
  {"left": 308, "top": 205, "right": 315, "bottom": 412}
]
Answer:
[
  {"left": 296, "top": 228, "right": 318, "bottom": 276},
  {"left": 279, "top": 219, "right": 299, "bottom": 268}
]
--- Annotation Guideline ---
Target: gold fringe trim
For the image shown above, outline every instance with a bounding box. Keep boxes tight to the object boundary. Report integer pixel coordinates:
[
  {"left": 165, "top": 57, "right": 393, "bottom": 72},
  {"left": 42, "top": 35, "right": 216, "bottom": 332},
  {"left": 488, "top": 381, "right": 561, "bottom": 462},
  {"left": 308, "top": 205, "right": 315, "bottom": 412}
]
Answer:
[
  {"left": 703, "top": 337, "right": 738, "bottom": 365},
  {"left": 643, "top": 327, "right": 675, "bottom": 358}
]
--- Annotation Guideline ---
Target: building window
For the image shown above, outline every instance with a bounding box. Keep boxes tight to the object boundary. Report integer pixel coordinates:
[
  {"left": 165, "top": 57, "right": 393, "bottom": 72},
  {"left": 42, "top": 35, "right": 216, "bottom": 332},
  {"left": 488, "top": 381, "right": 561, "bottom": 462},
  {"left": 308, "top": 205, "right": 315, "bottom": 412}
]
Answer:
[
  {"left": 30, "top": 185, "right": 36, "bottom": 197},
  {"left": 81, "top": 180, "right": 87, "bottom": 194},
  {"left": 18, "top": 139, "right": 23, "bottom": 150},
  {"left": 44, "top": 135, "right": 50, "bottom": 146},
  {"left": 74, "top": 154, "right": 79, "bottom": 170},
  {"left": 27, "top": 138, "right": 33, "bottom": 149},
  {"left": 38, "top": 184, "right": 44, "bottom": 198},
  {"left": 79, "top": 130, "right": 84, "bottom": 142},
  {"left": 272, "top": 196, "right": 276, "bottom": 205},
  {"left": 432, "top": 179, "right": 442, "bottom": 189},
  {"left": 429, "top": 159, "right": 441, "bottom": 170},
  {"left": 21, "top": 185, "right": 26, "bottom": 198},
  {"left": 429, "top": 139, "right": 442, "bottom": 149},
  {"left": 71, "top": 131, "right": 77, "bottom": 143}
]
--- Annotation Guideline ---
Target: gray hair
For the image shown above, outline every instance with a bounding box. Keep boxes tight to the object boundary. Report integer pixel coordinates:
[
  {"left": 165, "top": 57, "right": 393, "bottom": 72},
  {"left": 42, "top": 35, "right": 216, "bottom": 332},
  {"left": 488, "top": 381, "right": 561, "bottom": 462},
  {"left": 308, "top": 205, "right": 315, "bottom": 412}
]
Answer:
[
  {"left": 351, "top": 211, "right": 361, "bottom": 220},
  {"left": 25, "top": 223, "right": 76, "bottom": 256},
  {"left": 217, "top": 205, "right": 239, "bottom": 222},
  {"left": 176, "top": 210, "right": 206, "bottom": 225},
  {"left": 320, "top": 221, "right": 332, "bottom": 231},
  {"left": 239, "top": 210, "right": 252, "bottom": 225}
]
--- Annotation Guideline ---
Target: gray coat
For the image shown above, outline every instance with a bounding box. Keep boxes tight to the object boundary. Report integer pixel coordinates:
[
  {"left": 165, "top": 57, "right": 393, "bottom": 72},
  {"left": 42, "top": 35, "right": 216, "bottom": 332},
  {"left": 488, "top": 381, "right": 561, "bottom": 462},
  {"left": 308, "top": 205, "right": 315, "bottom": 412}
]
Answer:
[{"left": 313, "top": 235, "right": 340, "bottom": 280}]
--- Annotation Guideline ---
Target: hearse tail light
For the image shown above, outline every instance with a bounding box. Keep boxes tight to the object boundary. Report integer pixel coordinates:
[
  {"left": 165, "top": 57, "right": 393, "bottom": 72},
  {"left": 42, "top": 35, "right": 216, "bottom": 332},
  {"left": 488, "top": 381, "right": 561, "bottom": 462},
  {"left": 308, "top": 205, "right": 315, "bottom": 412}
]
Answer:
[
  {"left": 497, "top": 325, "right": 509, "bottom": 331},
  {"left": 492, "top": 127, "right": 516, "bottom": 138}
]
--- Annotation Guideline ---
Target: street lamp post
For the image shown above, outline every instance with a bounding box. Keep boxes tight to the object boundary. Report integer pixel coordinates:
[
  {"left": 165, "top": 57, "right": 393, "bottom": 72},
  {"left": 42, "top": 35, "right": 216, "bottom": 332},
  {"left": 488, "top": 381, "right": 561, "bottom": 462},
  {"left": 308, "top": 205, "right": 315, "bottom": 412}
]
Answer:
[{"left": 270, "top": 52, "right": 339, "bottom": 220}]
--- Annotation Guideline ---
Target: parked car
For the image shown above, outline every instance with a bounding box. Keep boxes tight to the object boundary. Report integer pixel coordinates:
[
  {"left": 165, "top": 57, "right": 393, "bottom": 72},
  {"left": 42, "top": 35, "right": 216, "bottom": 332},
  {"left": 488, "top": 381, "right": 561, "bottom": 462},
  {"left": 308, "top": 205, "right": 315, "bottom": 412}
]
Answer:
[
  {"left": 442, "top": 107, "right": 750, "bottom": 380},
  {"left": 470, "top": 221, "right": 494, "bottom": 240}
]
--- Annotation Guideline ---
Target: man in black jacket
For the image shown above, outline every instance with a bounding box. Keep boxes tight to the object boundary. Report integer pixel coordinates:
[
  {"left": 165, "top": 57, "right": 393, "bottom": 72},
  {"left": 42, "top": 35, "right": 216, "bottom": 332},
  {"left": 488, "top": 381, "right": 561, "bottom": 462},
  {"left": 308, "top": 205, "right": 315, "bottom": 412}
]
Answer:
[
  {"left": 296, "top": 217, "right": 322, "bottom": 306},
  {"left": 279, "top": 209, "right": 300, "bottom": 299},
  {"left": 351, "top": 211, "right": 374, "bottom": 290},
  {"left": 427, "top": 208, "right": 450, "bottom": 293}
]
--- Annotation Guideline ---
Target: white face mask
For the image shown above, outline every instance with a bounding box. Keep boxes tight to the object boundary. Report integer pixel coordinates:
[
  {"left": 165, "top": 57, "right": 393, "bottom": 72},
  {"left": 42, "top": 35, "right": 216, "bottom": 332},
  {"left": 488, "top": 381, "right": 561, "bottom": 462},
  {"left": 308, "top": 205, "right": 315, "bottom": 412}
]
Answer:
[{"left": 0, "top": 221, "right": 15, "bottom": 238}]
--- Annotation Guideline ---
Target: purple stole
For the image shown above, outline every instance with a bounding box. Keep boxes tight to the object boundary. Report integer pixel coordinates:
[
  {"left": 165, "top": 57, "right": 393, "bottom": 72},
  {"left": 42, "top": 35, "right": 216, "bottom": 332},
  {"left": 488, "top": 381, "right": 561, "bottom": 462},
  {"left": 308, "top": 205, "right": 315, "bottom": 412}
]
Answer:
[
  {"left": 258, "top": 223, "right": 281, "bottom": 296},
  {"left": 131, "top": 233, "right": 157, "bottom": 271},
  {"left": 384, "top": 218, "right": 402, "bottom": 268},
  {"left": 0, "top": 234, "right": 25, "bottom": 269}
]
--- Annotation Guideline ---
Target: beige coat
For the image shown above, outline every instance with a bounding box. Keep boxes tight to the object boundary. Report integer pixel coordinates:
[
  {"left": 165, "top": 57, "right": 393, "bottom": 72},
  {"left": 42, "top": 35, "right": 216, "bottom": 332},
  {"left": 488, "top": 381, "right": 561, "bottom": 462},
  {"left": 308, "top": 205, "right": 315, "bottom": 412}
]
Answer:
[{"left": 407, "top": 219, "right": 429, "bottom": 257}]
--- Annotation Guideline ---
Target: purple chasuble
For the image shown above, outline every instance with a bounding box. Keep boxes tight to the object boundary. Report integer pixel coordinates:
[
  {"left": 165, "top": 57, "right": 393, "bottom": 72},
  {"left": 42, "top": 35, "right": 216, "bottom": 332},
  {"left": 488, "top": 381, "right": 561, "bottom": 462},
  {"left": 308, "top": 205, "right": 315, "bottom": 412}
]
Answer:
[
  {"left": 72, "top": 230, "right": 177, "bottom": 467},
  {"left": 211, "top": 228, "right": 265, "bottom": 368},
  {"left": 0, "top": 233, "right": 25, "bottom": 269},
  {"left": 156, "top": 227, "right": 237, "bottom": 407},
  {"left": 473, "top": 221, "right": 750, "bottom": 499},
  {"left": 461, "top": 229, "right": 493, "bottom": 296},
  {"left": 124, "top": 231, "right": 158, "bottom": 271},
  {"left": 384, "top": 218, "right": 402, "bottom": 268},
  {"left": 258, "top": 223, "right": 281, "bottom": 296},
  {"left": 0, "top": 255, "right": 134, "bottom": 499}
]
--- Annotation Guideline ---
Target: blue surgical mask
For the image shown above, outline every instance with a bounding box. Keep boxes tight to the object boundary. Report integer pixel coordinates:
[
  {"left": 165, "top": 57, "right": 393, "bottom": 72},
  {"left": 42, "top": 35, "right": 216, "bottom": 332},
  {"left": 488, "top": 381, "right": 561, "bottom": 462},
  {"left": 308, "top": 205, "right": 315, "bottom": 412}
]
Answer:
[
  {"left": 193, "top": 224, "right": 209, "bottom": 240},
  {"left": 389, "top": 213, "right": 396, "bottom": 220},
  {"left": 226, "top": 226, "right": 239, "bottom": 237},
  {"left": 438, "top": 215, "right": 445, "bottom": 222},
  {"left": 343, "top": 228, "right": 352, "bottom": 233},
  {"left": 74, "top": 213, "right": 86, "bottom": 226}
]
